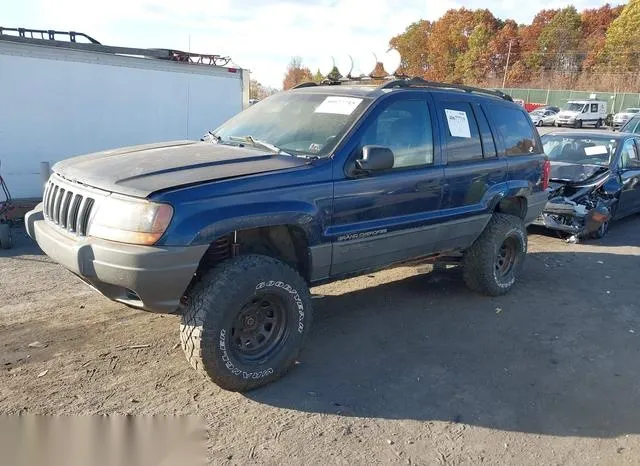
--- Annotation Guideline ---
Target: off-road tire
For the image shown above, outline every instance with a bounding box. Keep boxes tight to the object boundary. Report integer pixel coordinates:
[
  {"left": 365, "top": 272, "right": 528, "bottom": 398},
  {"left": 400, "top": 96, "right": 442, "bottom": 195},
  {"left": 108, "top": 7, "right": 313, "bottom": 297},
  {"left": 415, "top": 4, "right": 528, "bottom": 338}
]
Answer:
[
  {"left": 462, "top": 214, "right": 527, "bottom": 296},
  {"left": 180, "top": 254, "right": 313, "bottom": 392},
  {"left": 0, "top": 223, "right": 11, "bottom": 250}
]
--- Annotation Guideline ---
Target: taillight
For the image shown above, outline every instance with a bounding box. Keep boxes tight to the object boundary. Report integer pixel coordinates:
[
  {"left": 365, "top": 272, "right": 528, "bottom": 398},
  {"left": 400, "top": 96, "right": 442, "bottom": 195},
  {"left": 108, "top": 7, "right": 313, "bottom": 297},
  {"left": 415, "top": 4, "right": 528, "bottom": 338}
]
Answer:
[{"left": 542, "top": 159, "right": 551, "bottom": 190}]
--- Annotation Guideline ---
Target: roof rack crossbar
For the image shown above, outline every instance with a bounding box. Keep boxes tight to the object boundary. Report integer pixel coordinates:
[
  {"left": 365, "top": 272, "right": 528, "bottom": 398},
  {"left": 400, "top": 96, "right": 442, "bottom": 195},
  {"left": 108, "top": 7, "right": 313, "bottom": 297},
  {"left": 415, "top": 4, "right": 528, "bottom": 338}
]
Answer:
[{"left": 378, "top": 77, "right": 513, "bottom": 102}]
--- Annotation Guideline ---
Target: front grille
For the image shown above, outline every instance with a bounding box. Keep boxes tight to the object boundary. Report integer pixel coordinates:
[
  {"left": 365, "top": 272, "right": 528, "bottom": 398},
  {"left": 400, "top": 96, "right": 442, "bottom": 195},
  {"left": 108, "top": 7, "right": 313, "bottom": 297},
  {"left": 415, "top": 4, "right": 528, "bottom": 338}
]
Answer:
[{"left": 43, "top": 179, "right": 95, "bottom": 236}]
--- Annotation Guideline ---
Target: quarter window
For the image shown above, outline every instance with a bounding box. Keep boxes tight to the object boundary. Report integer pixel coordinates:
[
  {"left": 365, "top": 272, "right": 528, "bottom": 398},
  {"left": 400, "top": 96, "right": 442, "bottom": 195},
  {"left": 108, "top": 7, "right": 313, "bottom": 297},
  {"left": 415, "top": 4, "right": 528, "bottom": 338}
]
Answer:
[{"left": 489, "top": 105, "right": 540, "bottom": 156}]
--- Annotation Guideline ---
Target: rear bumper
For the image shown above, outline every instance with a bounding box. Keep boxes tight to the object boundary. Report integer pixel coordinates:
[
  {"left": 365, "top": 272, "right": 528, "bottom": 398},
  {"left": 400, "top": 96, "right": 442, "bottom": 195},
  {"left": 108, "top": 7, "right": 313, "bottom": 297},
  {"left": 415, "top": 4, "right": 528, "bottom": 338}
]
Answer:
[
  {"left": 25, "top": 204, "right": 208, "bottom": 313},
  {"left": 524, "top": 190, "right": 549, "bottom": 226}
]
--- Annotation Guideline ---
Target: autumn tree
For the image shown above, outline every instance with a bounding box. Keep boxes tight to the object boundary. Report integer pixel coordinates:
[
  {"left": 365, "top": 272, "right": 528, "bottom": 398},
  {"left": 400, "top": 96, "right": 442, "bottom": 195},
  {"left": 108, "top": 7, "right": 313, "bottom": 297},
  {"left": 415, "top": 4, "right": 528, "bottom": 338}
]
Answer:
[
  {"left": 519, "top": 9, "right": 559, "bottom": 70},
  {"left": 581, "top": 4, "right": 623, "bottom": 70},
  {"left": 390, "top": 20, "right": 433, "bottom": 77},
  {"left": 371, "top": 61, "right": 386, "bottom": 77},
  {"left": 282, "top": 57, "right": 314, "bottom": 90},
  {"left": 456, "top": 23, "right": 494, "bottom": 83},
  {"left": 602, "top": 0, "right": 640, "bottom": 71},
  {"left": 381, "top": 4, "right": 640, "bottom": 91},
  {"left": 486, "top": 20, "right": 521, "bottom": 84},
  {"left": 537, "top": 6, "right": 582, "bottom": 73},
  {"left": 249, "top": 79, "right": 274, "bottom": 100}
]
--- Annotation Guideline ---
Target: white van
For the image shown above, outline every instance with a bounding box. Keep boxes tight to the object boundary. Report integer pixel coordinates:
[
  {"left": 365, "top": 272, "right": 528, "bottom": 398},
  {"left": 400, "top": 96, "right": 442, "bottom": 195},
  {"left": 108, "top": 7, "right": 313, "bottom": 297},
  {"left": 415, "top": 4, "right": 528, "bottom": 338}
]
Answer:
[{"left": 555, "top": 98, "right": 607, "bottom": 128}]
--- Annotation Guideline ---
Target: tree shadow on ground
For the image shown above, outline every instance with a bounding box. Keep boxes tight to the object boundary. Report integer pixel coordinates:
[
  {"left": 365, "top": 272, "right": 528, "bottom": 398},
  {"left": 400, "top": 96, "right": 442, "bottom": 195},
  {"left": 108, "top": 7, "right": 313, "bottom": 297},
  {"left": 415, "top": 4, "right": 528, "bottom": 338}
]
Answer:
[{"left": 249, "top": 245, "right": 640, "bottom": 438}]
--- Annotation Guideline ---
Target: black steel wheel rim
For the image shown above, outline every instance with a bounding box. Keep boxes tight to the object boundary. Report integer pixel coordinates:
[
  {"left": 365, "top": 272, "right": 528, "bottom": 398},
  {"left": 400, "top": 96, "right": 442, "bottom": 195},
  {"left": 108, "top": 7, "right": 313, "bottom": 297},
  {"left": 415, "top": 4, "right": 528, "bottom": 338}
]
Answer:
[
  {"left": 495, "top": 236, "right": 517, "bottom": 278},
  {"left": 230, "top": 293, "right": 288, "bottom": 363}
]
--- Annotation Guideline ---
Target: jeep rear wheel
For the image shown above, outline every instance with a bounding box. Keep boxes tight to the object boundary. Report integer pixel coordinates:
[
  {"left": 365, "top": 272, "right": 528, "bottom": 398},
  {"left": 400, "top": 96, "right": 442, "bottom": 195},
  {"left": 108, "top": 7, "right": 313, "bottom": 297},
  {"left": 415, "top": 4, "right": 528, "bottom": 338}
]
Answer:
[
  {"left": 462, "top": 214, "right": 527, "bottom": 296},
  {"left": 180, "top": 254, "right": 313, "bottom": 392}
]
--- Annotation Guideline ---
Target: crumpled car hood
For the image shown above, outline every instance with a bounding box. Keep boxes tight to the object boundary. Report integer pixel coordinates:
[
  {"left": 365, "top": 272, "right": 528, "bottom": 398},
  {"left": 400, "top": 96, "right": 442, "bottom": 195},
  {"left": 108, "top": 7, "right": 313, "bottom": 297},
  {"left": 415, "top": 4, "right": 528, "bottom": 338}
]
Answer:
[
  {"left": 52, "top": 140, "right": 309, "bottom": 198},
  {"left": 549, "top": 162, "right": 609, "bottom": 184}
]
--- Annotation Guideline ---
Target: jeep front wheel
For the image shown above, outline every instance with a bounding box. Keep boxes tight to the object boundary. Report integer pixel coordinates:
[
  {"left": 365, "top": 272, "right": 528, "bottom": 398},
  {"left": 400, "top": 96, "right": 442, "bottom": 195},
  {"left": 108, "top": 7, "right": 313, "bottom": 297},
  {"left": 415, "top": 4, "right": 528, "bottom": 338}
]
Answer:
[
  {"left": 180, "top": 254, "right": 313, "bottom": 391},
  {"left": 462, "top": 214, "right": 527, "bottom": 296}
]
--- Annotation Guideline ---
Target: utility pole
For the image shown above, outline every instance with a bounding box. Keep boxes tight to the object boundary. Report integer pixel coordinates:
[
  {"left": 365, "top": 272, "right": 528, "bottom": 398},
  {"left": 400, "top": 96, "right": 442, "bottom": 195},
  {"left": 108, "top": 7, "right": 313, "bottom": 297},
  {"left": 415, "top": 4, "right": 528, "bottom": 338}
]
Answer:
[{"left": 502, "top": 39, "right": 513, "bottom": 90}]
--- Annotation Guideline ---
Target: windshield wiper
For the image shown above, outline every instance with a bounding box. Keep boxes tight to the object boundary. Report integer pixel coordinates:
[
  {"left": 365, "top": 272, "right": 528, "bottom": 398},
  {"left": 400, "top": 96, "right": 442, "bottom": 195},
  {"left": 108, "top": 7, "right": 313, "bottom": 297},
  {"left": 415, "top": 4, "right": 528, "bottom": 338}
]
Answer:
[
  {"left": 229, "top": 135, "right": 291, "bottom": 156},
  {"left": 201, "top": 131, "right": 221, "bottom": 143}
]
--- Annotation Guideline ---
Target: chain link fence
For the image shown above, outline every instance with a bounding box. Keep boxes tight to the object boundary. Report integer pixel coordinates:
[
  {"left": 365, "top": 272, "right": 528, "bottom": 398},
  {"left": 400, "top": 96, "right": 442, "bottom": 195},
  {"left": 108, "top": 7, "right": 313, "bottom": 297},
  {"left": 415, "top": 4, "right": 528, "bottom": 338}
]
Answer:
[{"left": 503, "top": 88, "right": 640, "bottom": 115}]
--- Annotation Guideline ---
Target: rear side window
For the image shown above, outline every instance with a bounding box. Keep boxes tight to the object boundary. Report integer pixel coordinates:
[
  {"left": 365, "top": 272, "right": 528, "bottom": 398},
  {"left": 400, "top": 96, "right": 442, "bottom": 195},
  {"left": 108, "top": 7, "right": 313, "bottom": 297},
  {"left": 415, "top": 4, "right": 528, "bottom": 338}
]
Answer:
[
  {"left": 489, "top": 105, "right": 540, "bottom": 156},
  {"left": 440, "top": 102, "right": 483, "bottom": 163}
]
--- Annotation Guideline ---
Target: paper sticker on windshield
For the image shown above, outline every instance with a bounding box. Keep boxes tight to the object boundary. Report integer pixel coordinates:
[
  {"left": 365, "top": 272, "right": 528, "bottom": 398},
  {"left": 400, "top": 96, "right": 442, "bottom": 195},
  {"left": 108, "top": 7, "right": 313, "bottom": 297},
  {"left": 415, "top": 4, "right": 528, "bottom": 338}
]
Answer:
[
  {"left": 445, "top": 109, "right": 471, "bottom": 138},
  {"left": 584, "top": 146, "right": 608, "bottom": 156},
  {"left": 315, "top": 96, "right": 363, "bottom": 115}
]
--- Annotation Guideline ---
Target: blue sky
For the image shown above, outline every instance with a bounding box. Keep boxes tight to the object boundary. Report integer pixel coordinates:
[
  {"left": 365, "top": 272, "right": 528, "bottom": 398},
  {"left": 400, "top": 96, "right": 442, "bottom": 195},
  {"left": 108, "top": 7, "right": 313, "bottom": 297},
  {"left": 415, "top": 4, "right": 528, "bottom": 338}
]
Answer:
[{"left": 2, "top": 0, "right": 626, "bottom": 88}]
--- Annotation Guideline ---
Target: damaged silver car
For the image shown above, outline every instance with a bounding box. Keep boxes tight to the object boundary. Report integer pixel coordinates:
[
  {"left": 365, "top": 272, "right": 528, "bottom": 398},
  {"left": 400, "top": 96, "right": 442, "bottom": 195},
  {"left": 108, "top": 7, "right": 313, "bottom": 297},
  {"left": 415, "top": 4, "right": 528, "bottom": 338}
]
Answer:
[{"left": 534, "top": 131, "right": 640, "bottom": 241}]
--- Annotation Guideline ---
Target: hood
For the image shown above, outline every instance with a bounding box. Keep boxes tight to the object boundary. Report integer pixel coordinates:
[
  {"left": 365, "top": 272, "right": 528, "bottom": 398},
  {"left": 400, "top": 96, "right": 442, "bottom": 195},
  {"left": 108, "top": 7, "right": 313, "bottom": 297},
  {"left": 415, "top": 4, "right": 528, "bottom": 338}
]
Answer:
[
  {"left": 52, "top": 140, "right": 310, "bottom": 198},
  {"left": 549, "top": 161, "right": 609, "bottom": 184},
  {"left": 558, "top": 110, "right": 579, "bottom": 118}
]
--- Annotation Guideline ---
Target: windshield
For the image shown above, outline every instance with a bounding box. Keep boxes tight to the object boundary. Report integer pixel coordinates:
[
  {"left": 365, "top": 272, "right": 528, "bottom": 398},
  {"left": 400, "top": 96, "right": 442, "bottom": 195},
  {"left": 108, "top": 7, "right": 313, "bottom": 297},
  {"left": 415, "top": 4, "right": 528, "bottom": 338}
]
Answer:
[
  {"left": 566, "top": 103, "right": 585, "bottom": 112},
  {"left": 210, "top": 92, "right": 371, "bottom": 157},
  {"left": 542, "top": 135, "right": 617, "bottom": 166},
  {"left": 621, "top": 114, "right": 640, "bottom": 132}
]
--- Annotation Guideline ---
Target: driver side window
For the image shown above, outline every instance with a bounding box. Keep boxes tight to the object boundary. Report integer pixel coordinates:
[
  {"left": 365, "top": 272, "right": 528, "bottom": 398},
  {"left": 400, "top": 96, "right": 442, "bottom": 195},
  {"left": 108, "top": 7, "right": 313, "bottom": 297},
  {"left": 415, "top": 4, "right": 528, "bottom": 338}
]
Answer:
[
  {"left": 620, "top": 139, "right": 640, "bottom": 169},
  {"left": 359, "top": 99, "right": 434, "bottom": 168}
]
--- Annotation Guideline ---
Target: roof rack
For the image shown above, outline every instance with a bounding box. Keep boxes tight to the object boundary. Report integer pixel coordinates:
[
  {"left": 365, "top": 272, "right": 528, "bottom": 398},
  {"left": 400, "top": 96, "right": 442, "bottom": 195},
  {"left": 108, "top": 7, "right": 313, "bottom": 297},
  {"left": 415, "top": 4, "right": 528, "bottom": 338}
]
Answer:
[
  {"left": 292, "top": 82, "right": 319, "bottom": 89},
  {"left": 0, "top": 26, "right": 100, "bottom": 44},
  {"left": 378, "top": 77, "right": 513, "bottom": 102},
  {"left": 0, "top": 26, "right": 233, "bottom": 67}
]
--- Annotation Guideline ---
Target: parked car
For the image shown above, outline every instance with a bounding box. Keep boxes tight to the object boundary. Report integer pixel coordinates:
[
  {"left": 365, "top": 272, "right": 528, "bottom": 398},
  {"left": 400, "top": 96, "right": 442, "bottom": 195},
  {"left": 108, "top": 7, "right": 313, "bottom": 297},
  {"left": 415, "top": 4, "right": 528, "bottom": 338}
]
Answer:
[
  {"left": 532, "top": 131, "right": 640, "bottom": 241},
  {"left": 529, "top": 108, "right": 559, "bottom": 127},
  {"left": 26, "top": 78, "right": 550, "bottom": 392},
  {"left": 612, "top": 107, "right": 640, "bottom": 129},
  {"left": 555, "top": 99, "right": 607, "bottom": 128},
  {"left": 536, "top": 105, "right": 561, "bottom": 114}
]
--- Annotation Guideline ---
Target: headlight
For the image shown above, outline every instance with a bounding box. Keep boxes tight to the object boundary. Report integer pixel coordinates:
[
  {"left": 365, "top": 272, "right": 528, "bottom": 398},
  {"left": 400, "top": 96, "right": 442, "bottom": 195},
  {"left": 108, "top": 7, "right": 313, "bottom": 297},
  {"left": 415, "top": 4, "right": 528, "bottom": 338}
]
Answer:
[{"left": 88, "top": 196, "right": 173, "bottom": 245}]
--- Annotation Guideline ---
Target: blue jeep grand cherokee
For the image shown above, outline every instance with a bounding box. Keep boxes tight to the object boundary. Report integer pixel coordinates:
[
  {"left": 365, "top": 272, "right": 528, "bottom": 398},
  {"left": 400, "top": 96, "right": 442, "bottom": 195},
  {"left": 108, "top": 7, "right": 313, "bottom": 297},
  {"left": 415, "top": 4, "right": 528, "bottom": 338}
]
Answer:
[{"left": 26, "top": 78, "right": 550, "bottom": 391}]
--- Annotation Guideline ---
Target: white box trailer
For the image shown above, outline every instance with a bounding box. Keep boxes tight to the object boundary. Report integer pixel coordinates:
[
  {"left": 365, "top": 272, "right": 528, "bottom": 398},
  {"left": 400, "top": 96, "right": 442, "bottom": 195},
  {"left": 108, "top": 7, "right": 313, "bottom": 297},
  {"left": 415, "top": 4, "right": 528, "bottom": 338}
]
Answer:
[{"left": 0, "top": 29, "right": 250, "bottom": 199}]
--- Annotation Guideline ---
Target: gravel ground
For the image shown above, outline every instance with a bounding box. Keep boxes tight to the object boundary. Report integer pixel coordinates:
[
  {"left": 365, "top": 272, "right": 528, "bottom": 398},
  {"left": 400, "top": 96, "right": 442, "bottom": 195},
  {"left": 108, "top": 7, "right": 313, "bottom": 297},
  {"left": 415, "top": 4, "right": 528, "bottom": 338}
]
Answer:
[{"left": 1, "top": 215, "right": 640, "bottom": 465}]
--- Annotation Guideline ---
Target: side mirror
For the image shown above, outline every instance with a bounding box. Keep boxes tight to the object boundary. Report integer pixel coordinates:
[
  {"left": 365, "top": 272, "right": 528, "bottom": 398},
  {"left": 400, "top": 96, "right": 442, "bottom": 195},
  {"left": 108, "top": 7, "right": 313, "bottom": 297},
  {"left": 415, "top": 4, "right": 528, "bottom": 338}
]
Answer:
[{"left": 355, "top": 145, "right": 394, "bottom": 173}]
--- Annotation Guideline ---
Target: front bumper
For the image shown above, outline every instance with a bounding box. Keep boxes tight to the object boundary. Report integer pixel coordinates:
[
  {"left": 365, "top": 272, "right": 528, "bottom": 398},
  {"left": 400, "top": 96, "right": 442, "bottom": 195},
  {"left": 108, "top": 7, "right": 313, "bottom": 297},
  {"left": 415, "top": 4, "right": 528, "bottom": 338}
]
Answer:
[
  {"left": 531, "top": 198, "right": 610, "bottom": 236},
  {"left": 25, "top": 204, "right": 208, "bottom": 313},
  {"left": 555, "top": 118, "right": 576, "bottom": 126}
]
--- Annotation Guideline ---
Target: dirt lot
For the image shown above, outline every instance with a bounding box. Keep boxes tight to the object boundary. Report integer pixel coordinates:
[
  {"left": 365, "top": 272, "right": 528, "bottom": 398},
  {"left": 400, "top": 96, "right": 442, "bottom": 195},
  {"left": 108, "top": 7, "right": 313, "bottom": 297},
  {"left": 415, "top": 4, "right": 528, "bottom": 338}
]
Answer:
[{"left": 1, "top": 216, "right": 640, "bottom": 465}]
